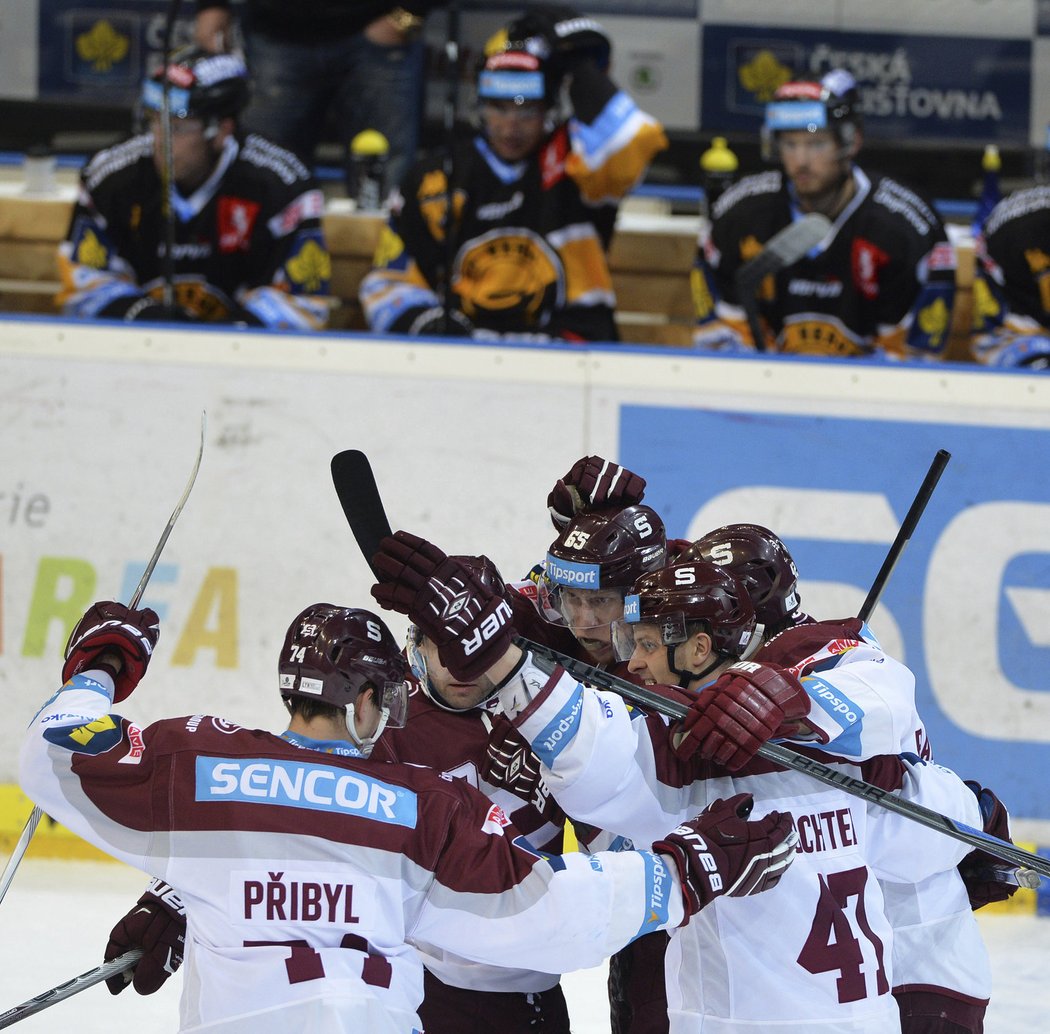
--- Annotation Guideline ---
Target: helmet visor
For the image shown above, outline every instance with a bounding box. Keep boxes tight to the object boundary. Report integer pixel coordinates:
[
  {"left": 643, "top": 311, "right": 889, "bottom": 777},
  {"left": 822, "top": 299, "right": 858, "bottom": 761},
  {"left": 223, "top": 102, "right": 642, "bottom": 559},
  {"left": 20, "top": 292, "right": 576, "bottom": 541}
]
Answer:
[{"left": 378, "top": 680, "right": 410, "bottom": 729}]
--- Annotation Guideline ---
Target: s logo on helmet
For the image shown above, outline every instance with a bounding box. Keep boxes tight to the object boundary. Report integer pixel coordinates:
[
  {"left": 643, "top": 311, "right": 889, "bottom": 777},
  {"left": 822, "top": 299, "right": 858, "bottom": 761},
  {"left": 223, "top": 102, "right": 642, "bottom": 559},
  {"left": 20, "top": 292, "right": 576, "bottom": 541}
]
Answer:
[{"left": 674, "top": 566, "right": 697, "bottom": 585}]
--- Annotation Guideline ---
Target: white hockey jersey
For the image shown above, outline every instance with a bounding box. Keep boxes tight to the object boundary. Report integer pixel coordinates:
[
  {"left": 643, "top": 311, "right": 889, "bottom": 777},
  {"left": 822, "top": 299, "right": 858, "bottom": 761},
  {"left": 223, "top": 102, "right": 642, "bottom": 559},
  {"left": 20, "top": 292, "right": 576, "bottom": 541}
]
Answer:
[
  {"left": 20, "top": 670, "right": 685, "bottom": 1034},
  {"left": 498, "top": 653, "right": 981, "bottom": 1034}
]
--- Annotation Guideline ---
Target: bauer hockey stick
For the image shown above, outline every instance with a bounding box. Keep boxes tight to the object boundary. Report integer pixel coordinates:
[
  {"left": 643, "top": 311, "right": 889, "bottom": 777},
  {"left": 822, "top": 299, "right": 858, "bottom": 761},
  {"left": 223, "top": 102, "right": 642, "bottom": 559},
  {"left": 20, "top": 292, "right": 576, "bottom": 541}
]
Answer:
[
  {"left": 0, "top": 950, "right": 143, "bottom": 1029},
  {"left": 0, "top": 413, "right": 206, "bottom": 908},
  {"left": 734, "top": 212, "right": 831, "bottom": 351},
  {"left": 858, "top": 448, "right": 950, "bottom": 624},
  {"left": 329, "top": 450, "right": 1045, "bottom": 883}
]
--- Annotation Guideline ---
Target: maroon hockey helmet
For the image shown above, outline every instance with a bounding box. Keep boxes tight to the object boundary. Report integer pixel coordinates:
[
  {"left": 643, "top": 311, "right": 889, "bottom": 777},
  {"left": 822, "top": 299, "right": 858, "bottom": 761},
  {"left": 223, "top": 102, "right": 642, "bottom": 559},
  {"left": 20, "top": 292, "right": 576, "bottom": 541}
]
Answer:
[
  {"left": 545, "top": 504, "right": 666, "bottom": 594},
  {"left": 279, "top": 605, "right": 409, "bottom": 736},
  {"left": 616, "top": 560, "right": 756, "bottom": 661},
  {"left": 686, "top": 524, "right": 803, "bottom": 634}
]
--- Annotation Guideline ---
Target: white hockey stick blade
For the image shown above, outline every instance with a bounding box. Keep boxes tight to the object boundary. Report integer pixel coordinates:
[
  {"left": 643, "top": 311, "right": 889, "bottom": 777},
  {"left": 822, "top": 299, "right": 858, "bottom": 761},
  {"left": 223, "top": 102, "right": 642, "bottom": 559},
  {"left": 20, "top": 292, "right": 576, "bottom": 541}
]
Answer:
[
  {"left": 735, "top": 212, "right": 832, "bottom": 295},
  {"left": 0, "top": 412, "right": 206, "bottom": 908},
  {"left": 0, "top": 949, "right": 142, "bottom": 1028}
]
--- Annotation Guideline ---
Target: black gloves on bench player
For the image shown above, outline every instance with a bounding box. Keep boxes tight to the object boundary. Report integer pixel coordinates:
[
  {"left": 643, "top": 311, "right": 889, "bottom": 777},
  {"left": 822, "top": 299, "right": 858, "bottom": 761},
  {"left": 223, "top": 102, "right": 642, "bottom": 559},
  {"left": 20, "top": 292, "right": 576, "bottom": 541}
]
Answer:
[
  {"left": 654, "top": 793, "right": 798, "bottom": 921},
  {"left": 547, "top": 454, "right": 647, "bottom": 530},
  {"left": 62, "top": 601, "right": 160, "bottom": 702},
  {"left": 371, "top": 531, "right": 516, "bottom": 681},
  {"left": 104, "top": 879, "right": 186, "bottom": 996},
  {"left": 672, "top": 661, "right": 811, "bottom": 772}
]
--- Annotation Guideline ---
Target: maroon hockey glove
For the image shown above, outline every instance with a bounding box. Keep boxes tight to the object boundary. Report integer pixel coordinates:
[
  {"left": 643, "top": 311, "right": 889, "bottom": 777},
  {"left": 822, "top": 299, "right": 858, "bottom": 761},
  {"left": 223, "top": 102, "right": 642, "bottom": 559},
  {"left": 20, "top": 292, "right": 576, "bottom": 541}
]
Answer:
[
  {"left": 957, "top": 781, "right": 1020, "bottom": 910},
  {"left": 482, "top": 716, "right": 558, "bottom": 822},
  {"left": 63, "top": 601, "right": 160, "bottom": 703},
  {"left": 104, "top": 878, "right": 186, "bottom": 995},
  {"left": 654, "top": 793, "right": 798, "bottom": 921},
  {"left": 547, "top": 455, "right": 647, "bottom": 529},
  {"left": 371, "top": 531, "right": 516, "bottom": 681},
  {"left": 672, "top": 661, "right": 810, "bottom": 772}
]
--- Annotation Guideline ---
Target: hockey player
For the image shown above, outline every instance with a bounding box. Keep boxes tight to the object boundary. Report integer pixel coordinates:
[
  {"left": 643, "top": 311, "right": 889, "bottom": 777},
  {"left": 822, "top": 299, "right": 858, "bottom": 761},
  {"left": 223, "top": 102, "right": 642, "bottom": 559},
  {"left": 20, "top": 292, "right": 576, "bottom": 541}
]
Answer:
[
  {"left": 688, "top": 523, "right": 1014, "bottom": 1034},
  {"left": 57, "top": 46, "right": 332, "bottom": 329},
  {"left": 971, "top": 184, "right": 1050, "bottom": 369},
  {"left": 542, "top": 455, "right": 675, "bottom": 1034},
  {"left": 97, "top": 555, "right": 581, "bottom": 1031},
  {"left": 375, "top": 555, "right": 576, "bottom": 1033},
  {"left": 359, "top": 6, "right": 667, "bottom": 341},
  {"left": 367, "top": 531, "right": 986, "bottom": 1033},
  {"left": 692, "top": 68, "right": 956, "bottom": 359},
  {"left": 21, "top": 598, "right": 800, "bottom": 1033}
]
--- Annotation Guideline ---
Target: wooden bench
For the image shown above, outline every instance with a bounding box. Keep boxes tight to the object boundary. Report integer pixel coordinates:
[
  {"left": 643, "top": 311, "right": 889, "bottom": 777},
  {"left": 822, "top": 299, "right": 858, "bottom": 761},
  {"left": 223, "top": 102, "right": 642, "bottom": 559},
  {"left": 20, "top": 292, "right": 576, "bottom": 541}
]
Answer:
[{"left": 0, "top": 188, "right": 972, "bottom": 356}]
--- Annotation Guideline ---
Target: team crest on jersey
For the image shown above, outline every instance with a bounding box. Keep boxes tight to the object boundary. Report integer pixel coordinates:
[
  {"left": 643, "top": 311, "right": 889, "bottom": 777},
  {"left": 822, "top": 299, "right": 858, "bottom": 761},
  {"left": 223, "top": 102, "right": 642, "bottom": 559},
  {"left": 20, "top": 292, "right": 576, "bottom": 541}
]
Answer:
[
  {"left": 851, "top": 237, "right": 890, "bottom": 300},
  {"left": 217, "top": 196, "right": 260, "bottom": 253},
  {"left": 457, "top": 228, "right": 562, "bottom": 329}
]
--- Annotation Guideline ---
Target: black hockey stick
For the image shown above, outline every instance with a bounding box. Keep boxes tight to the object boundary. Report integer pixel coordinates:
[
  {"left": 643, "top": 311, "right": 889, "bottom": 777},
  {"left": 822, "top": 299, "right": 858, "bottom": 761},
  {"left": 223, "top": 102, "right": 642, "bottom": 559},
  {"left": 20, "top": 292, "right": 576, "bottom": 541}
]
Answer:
[
  {"left": 734, "top": 212, "right": 830, "bottom": 351},
  {"left": 328, "top": 450, "right": 1044, "bottom": 882},
  {"left": 857, "top": 448, "right": 950, "bottom": 624},
  {"left": 516, "top": 638, "right": 1046, "bottom": 884},
  {"left": 158, "top": 0, "right": 183, "bottom": 311},
  {"left": 0, "top": 413, "right": 206, "bottom": 908},
  {"left": 0, "top": 950, "right": 143, "bottom": 1029},
  {"left": 331, "top": 449, "right": 394, "bottom": 577}
]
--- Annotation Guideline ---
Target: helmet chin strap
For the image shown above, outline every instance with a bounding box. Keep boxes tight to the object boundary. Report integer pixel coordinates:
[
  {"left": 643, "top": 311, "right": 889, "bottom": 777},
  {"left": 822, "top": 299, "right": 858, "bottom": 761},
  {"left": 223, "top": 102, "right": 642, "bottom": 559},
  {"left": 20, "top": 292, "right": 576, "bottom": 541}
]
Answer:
[
  {"left": 667, "top": 645, "right": 723, "bottom": 690},
  {"left": 344, "top": 700, "right": 392, "bottom": 757}
]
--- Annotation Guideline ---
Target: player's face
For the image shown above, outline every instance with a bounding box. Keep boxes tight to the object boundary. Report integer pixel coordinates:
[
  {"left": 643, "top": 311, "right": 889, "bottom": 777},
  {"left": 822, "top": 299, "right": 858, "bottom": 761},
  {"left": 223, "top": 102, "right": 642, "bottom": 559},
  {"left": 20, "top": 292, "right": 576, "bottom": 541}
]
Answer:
[
  {"left": 149, "top": 113, "right": 220, "bottom": 192},
  {"left": 777, "top": 129, "right": 848, "bottom": 205},
  {"left": 419, "top": 637, "right": 495, "bottom": 710},
  {"left": 557, "top": 587, "right": 625, "bottom": 666},
  {"left": 481, "top": 100, "right": 547, "bottom": 162},
  {"left": 624, "top": 621, "right": 678, "bottom": 685}
]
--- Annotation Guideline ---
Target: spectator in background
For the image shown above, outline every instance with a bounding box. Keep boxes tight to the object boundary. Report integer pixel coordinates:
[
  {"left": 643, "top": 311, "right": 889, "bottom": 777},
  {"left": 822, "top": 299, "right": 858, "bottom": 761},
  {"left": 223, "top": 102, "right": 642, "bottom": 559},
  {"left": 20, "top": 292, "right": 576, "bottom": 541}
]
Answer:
[
  {"left": 971, "top": 183, "right": 1050, "bottom": 369},
  {"left": 692, "top": 69, "right": 957, "bottom": 360},
  {"left": 359, "top": 4, "right": 668, "bottom": 342},
  {"left": 194, "top": 1, "right": 441, "bottom": 194},
  {"left": 57, "top": 46, "right": 331, "bottom": 329}
]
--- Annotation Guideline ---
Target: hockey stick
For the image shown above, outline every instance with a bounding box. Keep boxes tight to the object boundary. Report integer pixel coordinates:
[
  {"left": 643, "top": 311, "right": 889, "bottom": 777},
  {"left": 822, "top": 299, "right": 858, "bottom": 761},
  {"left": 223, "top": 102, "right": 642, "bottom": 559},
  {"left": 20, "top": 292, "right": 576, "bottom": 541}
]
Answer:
[
  {"left": 0, "top": 413, "right": 206, "bottom": 908},
  {"left": 0, "top": 949, "right": 143, "bottom": 1029},
  {"left": 516, "top": 638, "right": 1046, "bottom": 884},
  {"left": 858, "top": 448, "right": 950, "bottom": 624},
  {"left": 158, "top": 0, "right": 183, "bottom": 311},
  {"left": 734, "top": 212, "right": 830, "bottom": 351},
  {"left": 328, "top": 451, "right": 1046, "bottom": 882}
]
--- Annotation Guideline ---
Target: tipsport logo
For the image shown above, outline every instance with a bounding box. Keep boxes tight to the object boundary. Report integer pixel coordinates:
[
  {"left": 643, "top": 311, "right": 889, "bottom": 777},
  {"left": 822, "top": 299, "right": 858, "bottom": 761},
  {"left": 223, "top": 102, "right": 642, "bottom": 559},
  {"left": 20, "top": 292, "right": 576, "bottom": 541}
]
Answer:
[{"left": 545, "top": 555, "right": 600, "bottom": 588}]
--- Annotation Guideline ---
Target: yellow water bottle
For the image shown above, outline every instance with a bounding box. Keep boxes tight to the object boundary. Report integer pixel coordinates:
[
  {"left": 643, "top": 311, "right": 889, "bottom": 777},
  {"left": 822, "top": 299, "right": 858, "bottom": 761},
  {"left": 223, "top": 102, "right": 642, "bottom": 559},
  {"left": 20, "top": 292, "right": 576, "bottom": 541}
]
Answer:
[
  {"left": 699, "top": 136, "right": 739, "bottom": 217},
  {"left": 348, "top": 129, "right": 390, "bottom": 211}
]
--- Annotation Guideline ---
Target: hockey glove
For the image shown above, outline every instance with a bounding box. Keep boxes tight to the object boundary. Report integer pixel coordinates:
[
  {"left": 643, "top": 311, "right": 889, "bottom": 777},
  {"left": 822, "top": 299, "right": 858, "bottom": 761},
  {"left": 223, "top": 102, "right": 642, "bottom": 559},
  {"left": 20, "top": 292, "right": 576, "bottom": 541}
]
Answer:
[
  {"left": 104, "top": 878, "right": 186, "bottom": 995},
  {"left": 371, "top": 531, "right": 516, "bottom": 681},
  {"left": 547, "top": 454, "right": 647, "bottom": 530},
  {"left": 672, "top": 661, "right": 811, "bottom": 771},
  {"left": 957, "top": 781, "right": 1020, "bottom": 909},
  {"left": 63, "top": 601, "right": 160, "bottom": 703},
  {"left": 532, "top": 4, "right": 612, "bottom": 71},
  {"left": 654, "top": 793, "right": 798, "bottom": 921},
  {"left": 482, "top": 716, "right": 558, "bottom": 821}
]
